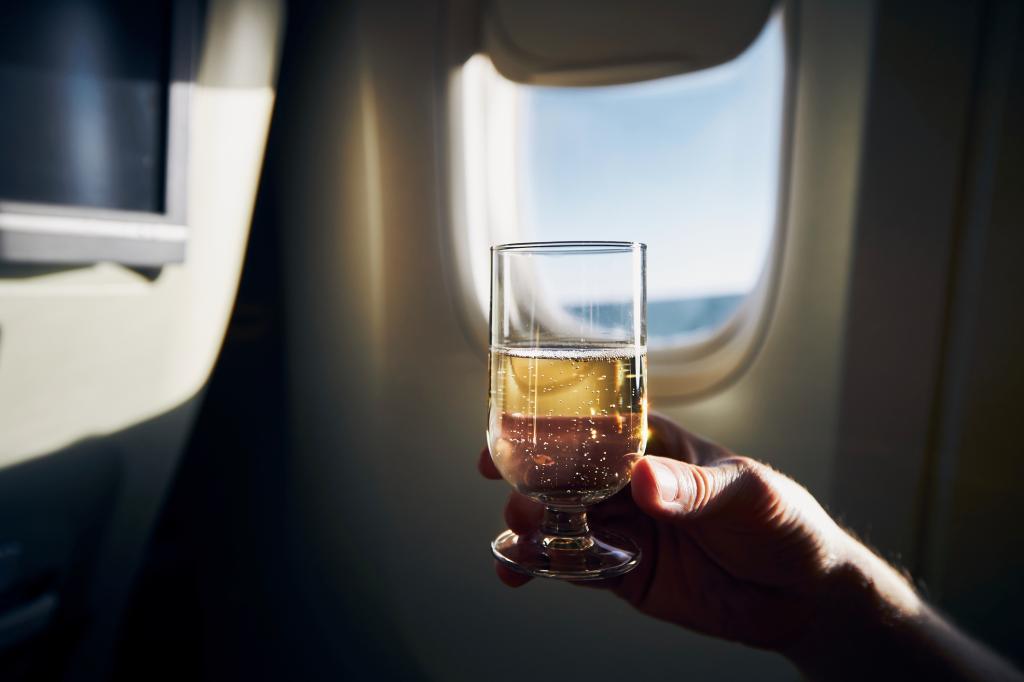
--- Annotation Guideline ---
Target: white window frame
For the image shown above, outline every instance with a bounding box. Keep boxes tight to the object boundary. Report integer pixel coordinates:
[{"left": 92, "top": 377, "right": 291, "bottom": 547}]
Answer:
[{"left": 445, "top": 6, "right": 796, "bottom": 401}]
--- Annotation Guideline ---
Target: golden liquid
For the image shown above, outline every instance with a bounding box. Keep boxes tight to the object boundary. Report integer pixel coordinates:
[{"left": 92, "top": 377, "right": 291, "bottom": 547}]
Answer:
[{"left": 487, "top": 346, "right": 647, "bottom": 508}]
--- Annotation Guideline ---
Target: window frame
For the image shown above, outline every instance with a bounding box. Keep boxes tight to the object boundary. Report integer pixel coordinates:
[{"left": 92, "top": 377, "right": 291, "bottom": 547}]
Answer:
[
  {"left": 445, "top": 5, "right": 797, "bottom": 401},
  {"left": 0, "top": 0, "right": 199, "bottom": 267}
]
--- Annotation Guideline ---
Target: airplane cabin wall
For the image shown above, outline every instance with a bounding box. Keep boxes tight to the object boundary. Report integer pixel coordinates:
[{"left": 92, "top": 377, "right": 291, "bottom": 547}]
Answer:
[
  {"left": 918, "top": 1, "right": 1024, "bottom": 660},
  {"left": 830, "top": 0, "right": 1024, "bottom": 664},
  {"left": 277, "top": 0, "right": 885, "bottom": 679},
  {"left": 0, "top": 0, "right": 283, "bottom": 678}
]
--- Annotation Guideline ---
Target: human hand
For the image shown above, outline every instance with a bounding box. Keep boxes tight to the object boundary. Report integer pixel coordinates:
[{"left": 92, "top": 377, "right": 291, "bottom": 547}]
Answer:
[
  {"left": 479, "top": 414, "right": 882, "bottom": 651},
  {"left": 480, "top": 414, "right": 1024, "bottom": 680}
]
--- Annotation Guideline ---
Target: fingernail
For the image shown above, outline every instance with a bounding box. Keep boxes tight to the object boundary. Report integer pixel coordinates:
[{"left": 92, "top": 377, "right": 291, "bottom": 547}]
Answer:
[{"left": 649, "top": 459, "right": 679, "bottom": 503}]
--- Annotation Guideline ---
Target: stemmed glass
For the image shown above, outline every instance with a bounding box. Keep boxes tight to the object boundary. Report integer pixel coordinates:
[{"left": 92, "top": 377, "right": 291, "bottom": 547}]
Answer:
[{"left": 487, "top": 241, "right": 647, "bottom": 580}]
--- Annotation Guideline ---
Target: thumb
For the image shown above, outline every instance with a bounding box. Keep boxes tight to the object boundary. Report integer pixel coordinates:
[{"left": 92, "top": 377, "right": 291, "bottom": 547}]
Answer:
[{"left": 631, "top": 455, "right": 753, "bottom": 522}]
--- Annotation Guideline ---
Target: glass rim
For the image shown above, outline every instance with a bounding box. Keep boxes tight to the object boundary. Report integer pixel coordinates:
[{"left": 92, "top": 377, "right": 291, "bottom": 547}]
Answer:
[{"left": 492, "top": 240, "right": 646, "bottom": 255}]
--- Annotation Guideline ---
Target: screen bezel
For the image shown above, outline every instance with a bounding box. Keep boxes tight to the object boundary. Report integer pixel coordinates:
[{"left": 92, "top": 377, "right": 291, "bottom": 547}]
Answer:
[{"left": 0, "top": 0, "right": 199, "bottom": 266}]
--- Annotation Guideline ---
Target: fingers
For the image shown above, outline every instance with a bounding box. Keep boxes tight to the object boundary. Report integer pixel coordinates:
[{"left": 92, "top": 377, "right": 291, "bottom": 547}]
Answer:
[
  {"left": 496, "top": 493, "right": 540, "bottom": 588},
  {"left": 478, "top": 447, "right": 501, "bottom": 480},
  {"left": 494, "top": 490, "right": 538, "bottom": 589},
  {"left": 495, "top": 562, "right": 531, "bottom": 588},
  {"left": 645, "top": 413, "right": 691, "bottom": 460},
  {"left": 482, "top": 449, "right": 534, "bottom": 589},
  {"left": 631, "top": 454, "right": 754, "bottom": 522},
  {"left": 495, "top": 490, "right": 538, "bottom": 589},
  {"left": 504, "top": 492, "right": 543, "bottom": 535},
  {"left": 646, "top": 414, "right": 729, "bottom": 466}
]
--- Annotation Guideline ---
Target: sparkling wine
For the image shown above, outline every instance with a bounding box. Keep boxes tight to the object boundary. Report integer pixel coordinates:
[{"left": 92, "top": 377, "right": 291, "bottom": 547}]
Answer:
[{"left": 487, "top": 346, "right": 647, "bottom": 508}]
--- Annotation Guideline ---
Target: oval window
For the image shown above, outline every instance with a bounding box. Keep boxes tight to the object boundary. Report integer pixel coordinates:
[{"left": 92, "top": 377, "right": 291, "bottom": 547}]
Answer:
[{"left": 453, "top": 11, "right": 788, "bottom": 392}]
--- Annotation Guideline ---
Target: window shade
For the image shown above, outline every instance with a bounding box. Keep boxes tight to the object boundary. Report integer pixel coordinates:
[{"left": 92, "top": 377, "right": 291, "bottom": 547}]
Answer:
[{"left": 482, "top": 0, "right": 775, "bottom": 86}]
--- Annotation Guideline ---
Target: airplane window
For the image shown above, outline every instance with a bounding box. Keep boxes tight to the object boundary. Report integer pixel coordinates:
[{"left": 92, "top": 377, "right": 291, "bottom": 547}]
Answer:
[{"left": 458, "top": 14, "right": 785, "bottom": 349}]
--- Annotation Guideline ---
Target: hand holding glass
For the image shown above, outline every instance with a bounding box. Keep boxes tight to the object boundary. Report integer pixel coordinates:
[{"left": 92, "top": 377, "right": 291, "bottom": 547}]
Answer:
[{"left": 487, "top": 241, "right": 647, "bottom": 580}]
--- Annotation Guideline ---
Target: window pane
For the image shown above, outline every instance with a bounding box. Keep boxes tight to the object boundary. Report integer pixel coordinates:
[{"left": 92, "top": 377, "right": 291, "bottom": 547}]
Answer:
[{"left": 514, "top": 15, "right": 784, "bottom": 347}]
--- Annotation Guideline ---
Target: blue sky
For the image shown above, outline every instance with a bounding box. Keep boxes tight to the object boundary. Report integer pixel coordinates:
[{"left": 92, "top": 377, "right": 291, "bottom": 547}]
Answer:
[{"left": 515, "top": 15, "right": 785, "bottom": 302}]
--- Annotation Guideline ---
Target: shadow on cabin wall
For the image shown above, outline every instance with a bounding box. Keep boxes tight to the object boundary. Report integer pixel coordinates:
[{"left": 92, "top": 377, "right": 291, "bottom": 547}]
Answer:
[
  {"left": 0, "top": 395, "right": 207, "bottom": 682},
  {"left": 112, "top": 2, "right": 421, "bottom": 679}
]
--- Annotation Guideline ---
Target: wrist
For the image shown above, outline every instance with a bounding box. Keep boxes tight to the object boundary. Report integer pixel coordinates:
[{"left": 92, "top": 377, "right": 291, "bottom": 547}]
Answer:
[
  {"left": 782, "top": 534, "right": 924, "bottom": 678},
  {"left": 782, "top": 537, "right": 1023, "bottom": 681}
]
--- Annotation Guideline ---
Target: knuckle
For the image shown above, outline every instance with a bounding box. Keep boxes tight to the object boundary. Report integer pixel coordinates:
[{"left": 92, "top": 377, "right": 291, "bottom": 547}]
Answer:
[
  {"left": 742, "top": 462, "right": 777, "bottom": 498},
  {"left": 689, "top": 464, "right": 714, "bottom": 512},
  {"left": 739, "top": 463, "right": 790, "bottom": 524},
  {"left": 720, "top": 456, "right": 782, "bottom": 513},
  {"left": 727, "top": 456, "right": 770, "bottom": 486}
]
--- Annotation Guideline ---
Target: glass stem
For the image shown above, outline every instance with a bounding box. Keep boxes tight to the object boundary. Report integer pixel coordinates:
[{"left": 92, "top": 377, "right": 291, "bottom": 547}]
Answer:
[{"left": 540, "top": 507, "right": 594, "bottom": 551}]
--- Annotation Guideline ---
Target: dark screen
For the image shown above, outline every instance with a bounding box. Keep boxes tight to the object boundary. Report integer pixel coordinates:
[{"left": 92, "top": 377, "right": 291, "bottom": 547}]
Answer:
[{"left": 0, "top": 0, "right": 171, "bottom": 213}]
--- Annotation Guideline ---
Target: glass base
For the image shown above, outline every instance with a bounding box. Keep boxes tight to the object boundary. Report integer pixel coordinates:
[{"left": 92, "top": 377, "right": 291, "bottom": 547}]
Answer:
[{"left": 491, "top": 528, "right": 641, "bottom": 581}]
